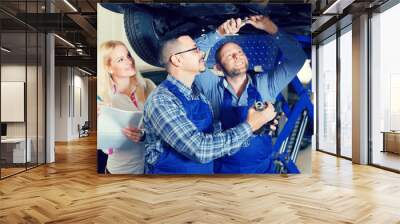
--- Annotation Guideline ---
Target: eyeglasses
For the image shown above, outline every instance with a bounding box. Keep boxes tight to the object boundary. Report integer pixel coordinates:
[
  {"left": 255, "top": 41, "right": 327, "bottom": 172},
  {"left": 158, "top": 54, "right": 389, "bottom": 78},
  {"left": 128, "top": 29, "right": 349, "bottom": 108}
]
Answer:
[
  {"left": 168, "top": 47, "right": 202, "bottom": 64},
  {"left": 173, "top": 47, "right": 200, "bottom": 56}
]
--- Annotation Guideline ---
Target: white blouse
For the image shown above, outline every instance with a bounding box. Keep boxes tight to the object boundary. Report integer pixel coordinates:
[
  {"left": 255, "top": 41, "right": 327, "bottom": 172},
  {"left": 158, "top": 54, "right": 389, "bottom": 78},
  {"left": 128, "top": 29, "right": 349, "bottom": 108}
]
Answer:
[{"left": 105, "top": 78, "right": 155, "bottom": 174}]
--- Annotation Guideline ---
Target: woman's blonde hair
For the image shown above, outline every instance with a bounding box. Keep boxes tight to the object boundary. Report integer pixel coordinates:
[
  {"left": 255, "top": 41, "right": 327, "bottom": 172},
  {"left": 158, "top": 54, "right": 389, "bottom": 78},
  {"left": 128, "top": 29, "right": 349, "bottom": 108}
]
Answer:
[{"left": 98, "top": 40, "right": 147, "bottom": 105}]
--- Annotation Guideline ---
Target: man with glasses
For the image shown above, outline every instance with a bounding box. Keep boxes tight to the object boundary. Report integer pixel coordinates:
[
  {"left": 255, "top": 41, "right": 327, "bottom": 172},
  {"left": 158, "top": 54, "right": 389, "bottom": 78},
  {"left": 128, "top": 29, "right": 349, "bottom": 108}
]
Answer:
[
  {"left": 143, "top": 20, "right": 277, "bottom": 174},
  {"left": 194, "top": 16, "right": 307, "bottom": 173}
]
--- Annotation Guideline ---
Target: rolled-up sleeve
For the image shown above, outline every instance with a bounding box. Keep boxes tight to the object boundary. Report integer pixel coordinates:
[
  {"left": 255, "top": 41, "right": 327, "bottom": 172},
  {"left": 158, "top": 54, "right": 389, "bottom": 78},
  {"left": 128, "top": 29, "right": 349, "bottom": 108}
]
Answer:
[
  {"left": 258, "top": 32, "right": 307, "bottom": 99},
  {"left": 146, "top": 93, "right": 252, "bottom": 164},
  {"left": 196, "top": 31, "right": 223, "bottom": 53}
]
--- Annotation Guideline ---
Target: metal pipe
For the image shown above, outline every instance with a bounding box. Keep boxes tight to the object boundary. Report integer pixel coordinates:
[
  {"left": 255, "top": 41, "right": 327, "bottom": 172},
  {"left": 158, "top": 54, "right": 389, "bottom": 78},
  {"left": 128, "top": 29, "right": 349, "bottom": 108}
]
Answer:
[{"left": 292, "top": 111, "right": 309, "bottom": 162}]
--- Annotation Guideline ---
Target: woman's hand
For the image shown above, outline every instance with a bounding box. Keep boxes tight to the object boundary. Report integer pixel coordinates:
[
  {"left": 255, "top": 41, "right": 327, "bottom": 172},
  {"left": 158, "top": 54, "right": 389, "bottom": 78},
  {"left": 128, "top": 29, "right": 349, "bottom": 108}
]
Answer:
[{"left": 122, "top": 127, "right": 144, "bottom": 143}]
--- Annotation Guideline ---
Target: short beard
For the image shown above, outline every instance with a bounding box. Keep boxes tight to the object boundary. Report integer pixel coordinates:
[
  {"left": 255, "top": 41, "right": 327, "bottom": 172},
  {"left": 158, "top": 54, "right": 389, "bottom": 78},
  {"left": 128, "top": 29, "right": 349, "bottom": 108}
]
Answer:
[
  {"left": 222, "top": 65, "right": 247, "bottom": 78},
  {"left": 226, "top": 68, "right": 241, "bottom": 78}
]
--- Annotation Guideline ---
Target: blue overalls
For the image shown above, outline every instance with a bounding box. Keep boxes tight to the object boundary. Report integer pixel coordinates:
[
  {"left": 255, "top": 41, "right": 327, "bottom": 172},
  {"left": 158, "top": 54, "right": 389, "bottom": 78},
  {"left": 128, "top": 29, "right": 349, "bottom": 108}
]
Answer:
[
  {"left": 214, "top": 81, "right": 275, "bottom": 174},
  {"left": 147, "top": 80, "right": 214, "bottom": 174}
]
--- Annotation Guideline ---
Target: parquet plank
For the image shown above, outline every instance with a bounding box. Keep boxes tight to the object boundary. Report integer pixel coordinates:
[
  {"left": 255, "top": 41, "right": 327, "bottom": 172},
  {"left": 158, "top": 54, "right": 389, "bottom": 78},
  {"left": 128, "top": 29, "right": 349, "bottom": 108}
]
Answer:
[{"left": 0, "top": 135, "right": 399, "bottom": 223}]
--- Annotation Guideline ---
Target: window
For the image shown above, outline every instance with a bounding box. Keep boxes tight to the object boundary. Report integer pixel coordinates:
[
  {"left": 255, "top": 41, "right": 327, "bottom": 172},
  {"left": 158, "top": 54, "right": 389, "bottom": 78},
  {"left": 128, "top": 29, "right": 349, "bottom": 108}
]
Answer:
[
  {"left": 317, "top": 36, "right": 337, "bottom": 154},
  {"left": 370, "top": 2, "right": 400, "bottom": 171},
  {"left": 0, "top": 1, "right": 47, "bottom": 179},
  {"left": 339, "top": 28, "right": 352, "bottom": 158}
]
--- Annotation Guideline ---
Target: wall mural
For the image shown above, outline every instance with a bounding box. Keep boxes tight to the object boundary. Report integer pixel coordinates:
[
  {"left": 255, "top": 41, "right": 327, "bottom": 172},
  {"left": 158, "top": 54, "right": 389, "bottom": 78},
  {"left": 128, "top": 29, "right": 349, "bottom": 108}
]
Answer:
[{"left": 97, "top": 3, "right": 313, "bottom": 175}]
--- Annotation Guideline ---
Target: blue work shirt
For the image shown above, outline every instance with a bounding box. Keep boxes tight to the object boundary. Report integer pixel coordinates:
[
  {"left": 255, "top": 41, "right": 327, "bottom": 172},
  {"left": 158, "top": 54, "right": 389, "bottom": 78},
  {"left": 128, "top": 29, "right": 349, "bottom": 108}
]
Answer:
[{"left": 194, "top": 31, "right": 307, "bottom": 119}]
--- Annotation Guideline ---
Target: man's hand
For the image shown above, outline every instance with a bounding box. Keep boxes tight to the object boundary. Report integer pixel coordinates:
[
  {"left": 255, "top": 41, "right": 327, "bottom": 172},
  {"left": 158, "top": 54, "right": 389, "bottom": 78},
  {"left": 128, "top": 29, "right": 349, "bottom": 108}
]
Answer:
[
  {"left": 247, "top": 15, "right": 278, "bottom": 35},
  {"left": 217, "top": 18, "right": 242, "bottom": 36},
  {"left": 122, "top": 127, "right": 144, "bottom": 143},
  {"left": 246, "top": 102, "right": 277, "bottom": 132}
]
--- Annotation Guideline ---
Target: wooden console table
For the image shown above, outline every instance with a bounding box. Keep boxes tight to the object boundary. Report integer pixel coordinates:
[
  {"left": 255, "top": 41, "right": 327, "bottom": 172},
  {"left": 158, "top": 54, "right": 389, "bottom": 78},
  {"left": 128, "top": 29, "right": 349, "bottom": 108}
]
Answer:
[{"left": 381, "top": 131, "right": 400, "bottom": 154}]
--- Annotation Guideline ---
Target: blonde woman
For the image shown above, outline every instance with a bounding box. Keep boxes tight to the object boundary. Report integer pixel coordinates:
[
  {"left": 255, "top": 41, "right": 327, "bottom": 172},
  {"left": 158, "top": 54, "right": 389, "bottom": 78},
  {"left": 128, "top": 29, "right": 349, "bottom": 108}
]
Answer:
[{"left": 98, "top": 40, "right": 156, "bottom": 174}]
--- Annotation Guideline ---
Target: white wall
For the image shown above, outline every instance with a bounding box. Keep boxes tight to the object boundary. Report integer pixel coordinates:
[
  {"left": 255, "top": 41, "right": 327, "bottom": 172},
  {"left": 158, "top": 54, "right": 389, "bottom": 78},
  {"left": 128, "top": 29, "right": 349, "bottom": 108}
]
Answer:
[
  {"left": 55, "top": 66, "right": 68, "bottom": 141},
  {"left": 72, "top": 73, "right": 89, "bottom": 138},
  {"left": 1, "top": 63, "right": 46, "bottom": 163},
  {"left": 1, "top": 65, "right": 27, "bottom": 143},
  {"left": 54, "top": 67, "right": 89, "bottom": 141},
  {"left": 1, "top": 65, "right": 36, "bottom": 137}
]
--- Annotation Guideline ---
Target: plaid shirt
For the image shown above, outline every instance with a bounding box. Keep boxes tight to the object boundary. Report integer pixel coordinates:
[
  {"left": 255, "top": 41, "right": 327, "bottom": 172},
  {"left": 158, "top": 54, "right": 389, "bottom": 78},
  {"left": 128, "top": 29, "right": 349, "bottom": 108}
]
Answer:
[{"left": 143, "top": 75, "right": 252, "bottom": 169}]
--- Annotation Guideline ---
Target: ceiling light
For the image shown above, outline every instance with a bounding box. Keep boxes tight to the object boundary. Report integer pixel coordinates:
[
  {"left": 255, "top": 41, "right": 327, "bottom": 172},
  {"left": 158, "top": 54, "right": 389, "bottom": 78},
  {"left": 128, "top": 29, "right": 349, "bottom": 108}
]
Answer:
[
  {"left": 1, "top": 47, "right": 11, "bottom": 53},
  {"left": 63, "top": 0, "right": 78, "bottom": 12},
  {"left": 54, "top": 34, "right": 75, "bottom": 48}
]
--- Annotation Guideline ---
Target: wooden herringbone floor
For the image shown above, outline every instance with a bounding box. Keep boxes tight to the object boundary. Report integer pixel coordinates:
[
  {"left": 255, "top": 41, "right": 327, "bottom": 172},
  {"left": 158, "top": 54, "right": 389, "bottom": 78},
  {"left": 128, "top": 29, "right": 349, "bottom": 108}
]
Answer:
[{"left": 1, "top": 135, "right": 400, "bottom": 224}]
